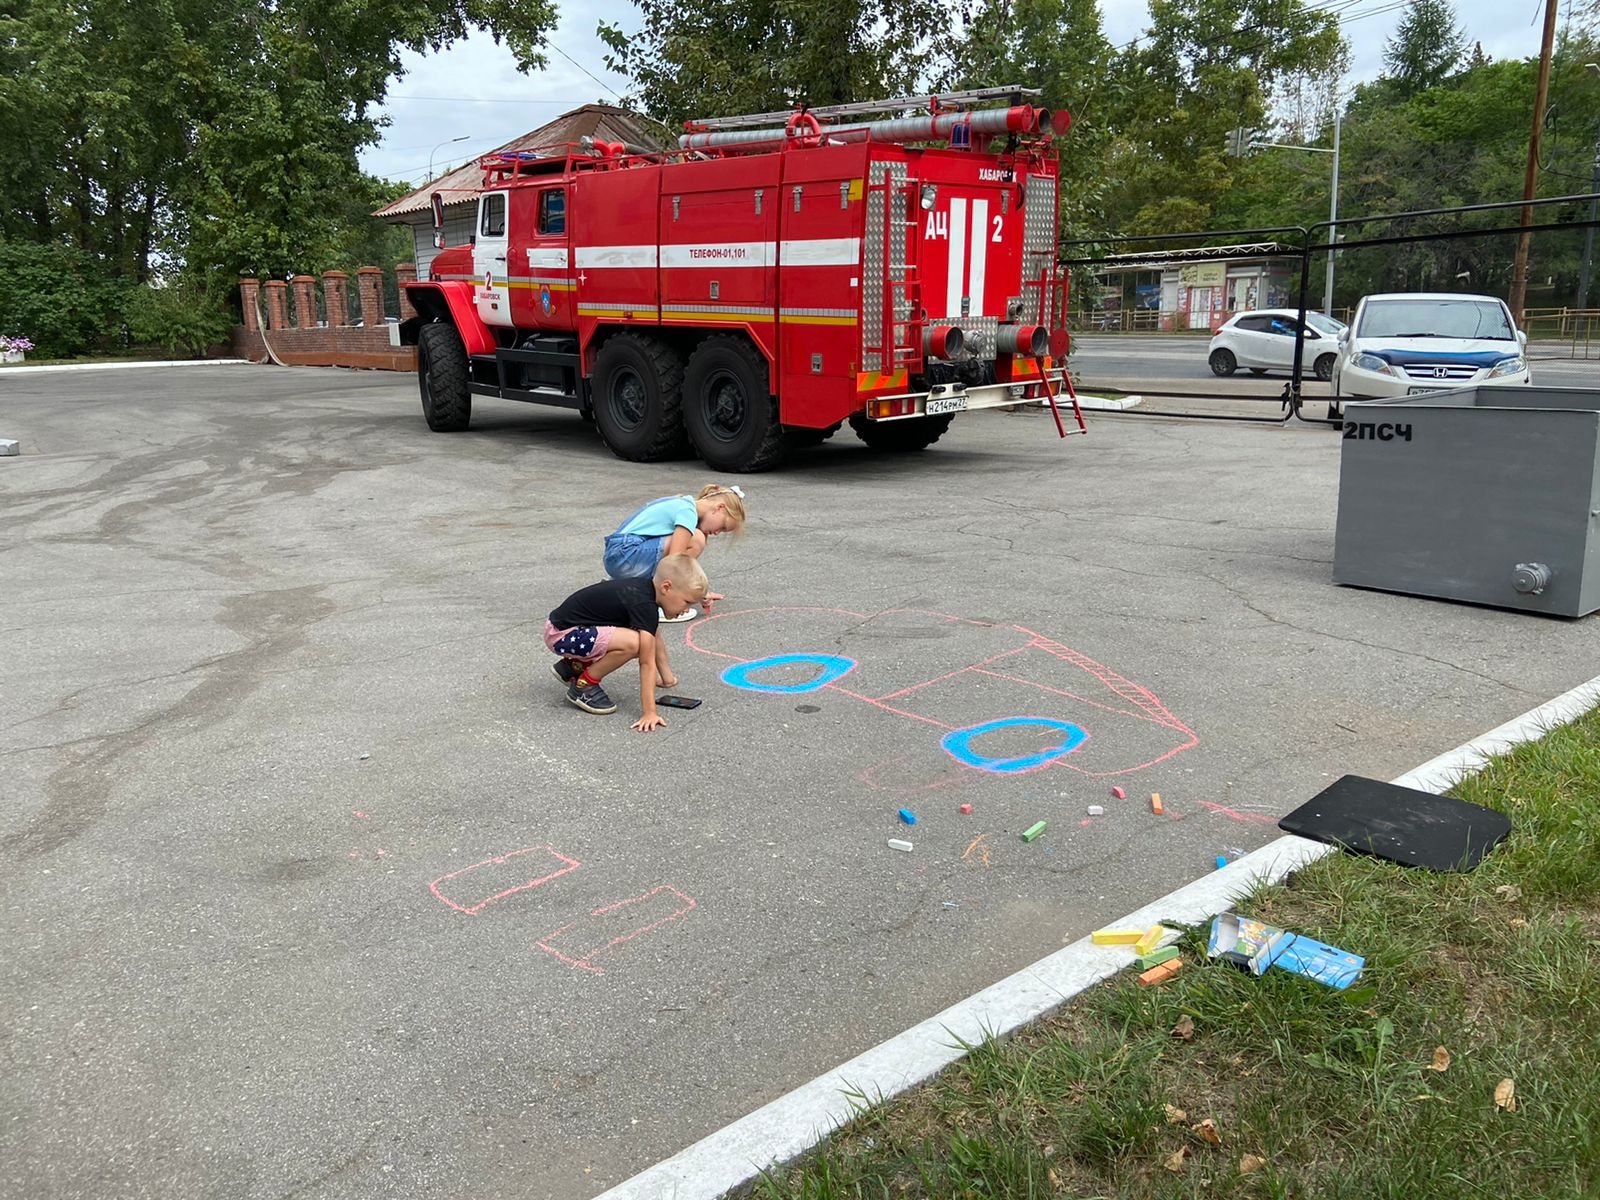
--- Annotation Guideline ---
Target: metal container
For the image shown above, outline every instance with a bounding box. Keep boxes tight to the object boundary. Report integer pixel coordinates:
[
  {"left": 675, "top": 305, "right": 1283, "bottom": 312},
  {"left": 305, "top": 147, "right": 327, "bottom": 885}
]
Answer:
[{"left": 1333, "top": 386, "right": 1600, "bottom": 617}]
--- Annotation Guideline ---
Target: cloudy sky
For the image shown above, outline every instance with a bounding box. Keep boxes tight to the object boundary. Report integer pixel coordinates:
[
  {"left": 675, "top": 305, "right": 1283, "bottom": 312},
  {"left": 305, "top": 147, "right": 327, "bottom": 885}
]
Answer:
[{"left": 360, "top": 0, "right": 1562, "bottom": 188}]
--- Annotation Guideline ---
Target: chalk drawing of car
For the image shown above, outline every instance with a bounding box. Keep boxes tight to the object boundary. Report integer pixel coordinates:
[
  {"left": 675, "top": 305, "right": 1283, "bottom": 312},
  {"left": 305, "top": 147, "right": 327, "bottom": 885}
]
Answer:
[{"left": 685, "top": 607, "right": 1197, "bottom": 778}]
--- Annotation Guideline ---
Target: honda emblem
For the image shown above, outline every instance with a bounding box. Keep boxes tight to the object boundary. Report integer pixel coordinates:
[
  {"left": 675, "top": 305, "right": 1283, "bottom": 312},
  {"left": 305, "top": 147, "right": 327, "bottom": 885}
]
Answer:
[{"left": 1431, "top": 367, "right": 1448, "bottom": 379}]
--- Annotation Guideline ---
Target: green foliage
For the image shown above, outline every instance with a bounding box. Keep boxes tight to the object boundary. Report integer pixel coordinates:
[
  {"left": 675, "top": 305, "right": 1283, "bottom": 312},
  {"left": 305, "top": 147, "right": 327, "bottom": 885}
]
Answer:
[
  {"left": 121, "top": 282, "right": 236, "bottom": 357},
  {"left": 598, "top": 0, "right": 949, "bottom": 126},
  {"left": 0, "top": 0, "right": 559, "bottom": 286},
  {"left": 0, "top": 240, "right": 126, "bottom": 359},
  {"left": 1382, "top": 0, "right": 1467, "bottom": 98}
]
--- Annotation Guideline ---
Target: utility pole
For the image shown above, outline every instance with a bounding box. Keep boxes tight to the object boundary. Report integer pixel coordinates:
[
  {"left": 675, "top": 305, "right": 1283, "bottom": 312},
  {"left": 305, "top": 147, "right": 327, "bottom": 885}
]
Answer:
[
  {"left": 1323, "top": 114, "right": 1342, "bottom": 318},
  {"left": 1509, "top": 0, "right": 1559, "bottom": 326}
]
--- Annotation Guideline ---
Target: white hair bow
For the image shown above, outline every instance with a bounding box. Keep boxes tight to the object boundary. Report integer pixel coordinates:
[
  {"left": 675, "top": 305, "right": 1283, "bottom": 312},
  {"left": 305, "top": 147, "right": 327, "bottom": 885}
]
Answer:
[{"left": 727, "top": 484, "right": 745, "bottom": 498}]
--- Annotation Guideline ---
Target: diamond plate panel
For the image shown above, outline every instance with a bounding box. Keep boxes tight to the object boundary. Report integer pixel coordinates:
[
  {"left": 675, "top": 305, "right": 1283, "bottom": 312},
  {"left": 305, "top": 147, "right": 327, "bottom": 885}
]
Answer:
[
  {"left": 864, "top": 161, "right": 890, "bottom": 372},
  {"left": 1024, "top": 174, "right": 1058, "bottom": 327},
  {"left": 929, "top": 315, "right": 998, "bottom": 359}
]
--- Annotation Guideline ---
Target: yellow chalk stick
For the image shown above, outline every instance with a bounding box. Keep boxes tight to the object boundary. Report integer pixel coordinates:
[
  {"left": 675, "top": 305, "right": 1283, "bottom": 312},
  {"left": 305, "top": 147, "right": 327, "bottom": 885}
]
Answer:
[
  {"left": 1133, "top": 924, "right": 1167, "bottom": 956},
  {"left": 1092, "top": 928, "right": 1144, "bottom": 945}
]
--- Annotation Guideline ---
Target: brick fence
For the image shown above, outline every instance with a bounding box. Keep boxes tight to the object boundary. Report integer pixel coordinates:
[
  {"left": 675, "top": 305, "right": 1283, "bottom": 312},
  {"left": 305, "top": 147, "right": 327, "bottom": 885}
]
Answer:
[{"left": 232, "top": 264, "right": 419, "bottom": 371}]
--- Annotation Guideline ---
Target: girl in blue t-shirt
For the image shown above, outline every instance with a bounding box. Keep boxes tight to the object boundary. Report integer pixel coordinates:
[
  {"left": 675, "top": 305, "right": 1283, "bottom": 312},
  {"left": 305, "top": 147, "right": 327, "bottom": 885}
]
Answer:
[{"left": 602, "top": 484, "right": 746, "bottom": 618}]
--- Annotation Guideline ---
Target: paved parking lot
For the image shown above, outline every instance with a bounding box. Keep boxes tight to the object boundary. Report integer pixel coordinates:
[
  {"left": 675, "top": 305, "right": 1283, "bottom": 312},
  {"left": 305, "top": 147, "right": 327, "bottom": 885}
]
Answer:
[{"left": 3, "top": 364, "right": 1595, "bottom": 1199}]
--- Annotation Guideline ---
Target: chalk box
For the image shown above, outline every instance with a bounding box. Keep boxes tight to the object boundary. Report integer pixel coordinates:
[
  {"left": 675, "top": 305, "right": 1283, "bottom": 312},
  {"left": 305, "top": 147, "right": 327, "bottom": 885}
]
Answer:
[
  {"left": 1273, "top": 933, "right": 1365, "bottom": 990},
  {"left": 1207, "top": 913, "right": 1290, "bottom": 976}
]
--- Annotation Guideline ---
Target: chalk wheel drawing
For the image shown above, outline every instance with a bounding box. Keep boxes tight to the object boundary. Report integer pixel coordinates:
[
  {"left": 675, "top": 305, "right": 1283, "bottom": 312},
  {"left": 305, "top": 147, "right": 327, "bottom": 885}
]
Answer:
[
  {"left": 688, "top": 607, "right": 1197, "bottom": 778},
  {"left": 720, "top": 653, "right": 856, "bottom": 694},
  {"left": 941, "top": 717, "right": 1088, "bottom": 774}
]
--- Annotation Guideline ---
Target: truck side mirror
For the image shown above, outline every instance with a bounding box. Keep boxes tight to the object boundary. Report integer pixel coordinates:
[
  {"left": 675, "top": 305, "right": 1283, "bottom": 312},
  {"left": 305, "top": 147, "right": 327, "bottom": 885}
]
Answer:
[{"left": 433, "top": 232, "right": 445, "bottom": 250}]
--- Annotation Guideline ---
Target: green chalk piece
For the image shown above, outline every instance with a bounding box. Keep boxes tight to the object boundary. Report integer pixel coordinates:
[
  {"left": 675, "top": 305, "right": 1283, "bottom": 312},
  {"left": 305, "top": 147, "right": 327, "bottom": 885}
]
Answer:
[
  {"left": 1135, "top": 945, "right": 1181, "bottom": 971},
  {"left": 1021, "top": 820, "right": 1047, "bottom": 842}
]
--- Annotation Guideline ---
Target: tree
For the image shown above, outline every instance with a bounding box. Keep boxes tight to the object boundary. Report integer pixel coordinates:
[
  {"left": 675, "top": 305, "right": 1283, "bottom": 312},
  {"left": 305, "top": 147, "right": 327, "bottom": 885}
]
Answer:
[
  {"left": 597, "top": 0, "right": 951, "bottom": 127},
  {"left": 0, "top": 0, "right": 561, "bottom": 285},
  {"left": 1382, "top": 0, "right": 1466, "bottom": 98},
  {"left": 1101, "top": 0, "right": 1347, "bottom": 234}
]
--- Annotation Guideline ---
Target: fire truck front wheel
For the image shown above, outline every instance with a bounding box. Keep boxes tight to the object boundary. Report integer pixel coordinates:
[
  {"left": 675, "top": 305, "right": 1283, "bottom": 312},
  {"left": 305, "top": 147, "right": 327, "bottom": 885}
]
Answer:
[
  {"left": 591, "top": 333, "right": 689, "bottom": 462},
  {"left": 683, "top": 336, "right": 786, "bottom": 473},
  {"left": 417, "top": 323, "right": 471, "bottom": 431}
]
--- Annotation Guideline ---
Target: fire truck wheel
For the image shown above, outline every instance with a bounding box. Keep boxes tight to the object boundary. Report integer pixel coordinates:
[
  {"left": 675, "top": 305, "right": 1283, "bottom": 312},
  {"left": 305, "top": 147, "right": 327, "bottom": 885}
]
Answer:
[
  {"left": 847, "top": 412, "right": 955, "bottom": 452},
  {"left": 591, "top": 334, "right": 689, "bottom": 461},
  {"left": 683, "top": 336, "right": 787, "bottom": 472},
  {"left": 417, "top": 323, "right": 472, "bottom": 431}
]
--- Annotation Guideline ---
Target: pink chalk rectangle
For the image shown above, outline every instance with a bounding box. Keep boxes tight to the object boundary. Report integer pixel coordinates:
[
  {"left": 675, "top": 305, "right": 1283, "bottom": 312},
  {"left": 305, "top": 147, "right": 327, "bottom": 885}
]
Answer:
[
  {"left": 537, "top": 885, "right": 697, "bottom": 975},
  {"left": 428, "top": 845, "right": 581, "bottom": 915}
]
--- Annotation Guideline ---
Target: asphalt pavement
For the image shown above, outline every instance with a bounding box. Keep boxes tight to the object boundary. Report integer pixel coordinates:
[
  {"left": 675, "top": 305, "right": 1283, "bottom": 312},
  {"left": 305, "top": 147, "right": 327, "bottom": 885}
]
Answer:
[{"left": 3, "top": 364, "right": 1597, "bottom": 1199}]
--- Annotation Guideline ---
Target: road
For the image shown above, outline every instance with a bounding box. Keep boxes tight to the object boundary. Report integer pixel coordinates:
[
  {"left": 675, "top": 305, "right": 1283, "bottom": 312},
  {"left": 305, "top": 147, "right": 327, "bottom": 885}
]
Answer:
[
  {"left": 3, "top": 364, "right": 1597, "bottom": 1199},
  {"left": 1071, "top": 334, "right": 1598, "bottom": 408}
]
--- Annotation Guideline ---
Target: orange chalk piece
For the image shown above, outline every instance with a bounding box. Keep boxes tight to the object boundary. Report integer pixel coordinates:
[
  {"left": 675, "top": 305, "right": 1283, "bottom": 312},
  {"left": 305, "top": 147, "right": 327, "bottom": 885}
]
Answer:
[
  {"left": 1092, "top": 928, "right": 1144, "bottom": 945},
  {"left": 1138, "top": 958, "right": 1183, "bottom": 987},
  {"left": 1151, "top": 792, "right": 1164, "bottom": 815},
  {"left": 1133, "top": 924, "right": 1167, "bottom": 956}
]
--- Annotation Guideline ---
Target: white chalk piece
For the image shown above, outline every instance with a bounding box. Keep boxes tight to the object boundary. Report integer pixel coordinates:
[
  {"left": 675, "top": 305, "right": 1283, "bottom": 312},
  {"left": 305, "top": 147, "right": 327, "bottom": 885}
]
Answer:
[
  {"left": 0, "top": 439, "right": 19, "bottom": 457},
  {"left": 887, "top": 839, "right": 914, "bottom": 852},
  {"left": 1087, "top": 805, "right": 1105, "bottom": 816}
]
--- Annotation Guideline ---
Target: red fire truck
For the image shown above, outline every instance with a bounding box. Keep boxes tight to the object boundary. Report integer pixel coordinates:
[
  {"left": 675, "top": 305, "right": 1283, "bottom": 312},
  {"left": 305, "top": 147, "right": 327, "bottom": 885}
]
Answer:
[{"left": 402, "top": 86, "right": 1075, "bottom": 472}]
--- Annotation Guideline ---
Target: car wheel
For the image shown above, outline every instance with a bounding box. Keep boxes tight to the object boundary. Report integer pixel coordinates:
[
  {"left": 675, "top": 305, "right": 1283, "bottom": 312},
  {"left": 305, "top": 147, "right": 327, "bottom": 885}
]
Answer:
[
  {"left": 1315, "top": 353, "right": 1335, "bottom": 382},
  {"left": 1208, "top": 348, "right": 1237, "bottom": 377}
]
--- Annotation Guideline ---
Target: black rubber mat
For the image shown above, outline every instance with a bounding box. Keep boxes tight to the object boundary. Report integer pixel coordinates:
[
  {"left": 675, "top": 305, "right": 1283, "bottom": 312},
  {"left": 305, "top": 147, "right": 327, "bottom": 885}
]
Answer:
[{"left": 1278, "top": 774, "right": 1511, "bottom": 871}]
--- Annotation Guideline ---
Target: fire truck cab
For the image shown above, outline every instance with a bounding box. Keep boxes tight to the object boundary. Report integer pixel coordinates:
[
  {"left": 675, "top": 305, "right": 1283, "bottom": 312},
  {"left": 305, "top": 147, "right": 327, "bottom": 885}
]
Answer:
[{"left": 401, "top": 86, "right": 1073, "bottom": 472}]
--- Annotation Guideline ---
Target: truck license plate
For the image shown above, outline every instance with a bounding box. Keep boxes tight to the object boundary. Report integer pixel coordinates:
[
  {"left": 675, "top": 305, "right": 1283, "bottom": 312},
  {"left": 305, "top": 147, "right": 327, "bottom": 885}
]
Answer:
[{"left": 926, "top": 396, "right": 968, "bottom": 415}]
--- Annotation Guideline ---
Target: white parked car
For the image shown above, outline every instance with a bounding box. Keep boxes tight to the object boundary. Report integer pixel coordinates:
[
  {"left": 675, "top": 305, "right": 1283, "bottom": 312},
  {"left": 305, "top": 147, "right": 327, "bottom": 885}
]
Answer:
[
  {"left": 1331, "top": 292, "right": 1531, "bottom": 404},
  {"left": 1207, "top": 309, "right": 1347, "bottom": 381}
]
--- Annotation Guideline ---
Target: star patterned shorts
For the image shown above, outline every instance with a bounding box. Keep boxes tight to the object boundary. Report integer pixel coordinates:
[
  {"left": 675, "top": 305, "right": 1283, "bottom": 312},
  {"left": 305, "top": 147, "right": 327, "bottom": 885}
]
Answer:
[{"left": 543, "top": 619, "right": 614, "bottom": 663}]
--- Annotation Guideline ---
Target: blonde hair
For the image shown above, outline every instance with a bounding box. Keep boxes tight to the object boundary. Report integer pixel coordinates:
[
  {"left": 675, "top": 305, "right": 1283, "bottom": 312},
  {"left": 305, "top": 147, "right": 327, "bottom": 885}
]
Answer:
[
  {"left": 696, "top": 483, "right": 747, "bottom": 533},
  {"left": 655, "top": 553, "right": 708, "bottom": 595}
]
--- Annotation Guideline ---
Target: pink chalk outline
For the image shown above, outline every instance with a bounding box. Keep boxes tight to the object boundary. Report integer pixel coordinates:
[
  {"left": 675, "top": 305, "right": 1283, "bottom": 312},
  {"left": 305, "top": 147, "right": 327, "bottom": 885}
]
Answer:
[
  {"left": 428, "top": 845, "right": 582, "bottom": 915},
  {"left": 536, "top": 885, "right": 698, "bottom": 975},
  {"left": 687, "top": 607, "right": 1199, "bottom": 777}
]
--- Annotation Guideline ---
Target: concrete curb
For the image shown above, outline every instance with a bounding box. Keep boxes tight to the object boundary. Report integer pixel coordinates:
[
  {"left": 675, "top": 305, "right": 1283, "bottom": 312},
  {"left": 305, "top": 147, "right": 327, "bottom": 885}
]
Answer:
[
  {"left": 0, "top": 359, "right": 249, "bottom": 376},
  {"left": 596, "top": 671, "right": 1600, "bottom": 1200}
]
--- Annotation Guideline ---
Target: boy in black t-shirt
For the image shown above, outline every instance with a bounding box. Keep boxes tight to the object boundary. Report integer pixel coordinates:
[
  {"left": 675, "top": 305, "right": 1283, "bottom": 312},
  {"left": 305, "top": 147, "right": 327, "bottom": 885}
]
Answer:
[{"left": 544, "top": 553, "right": 709, "bottom": 731}]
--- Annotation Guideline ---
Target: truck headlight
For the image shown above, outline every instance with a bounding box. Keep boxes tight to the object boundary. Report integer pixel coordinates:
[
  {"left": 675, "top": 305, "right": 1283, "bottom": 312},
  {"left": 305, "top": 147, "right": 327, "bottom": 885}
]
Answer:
[
  {"left": 1352, "top": 352, "right": 1393, "bottom": 375},
  {"left": 1488, "top": 355, "right": 1526, "bottom": 378}
]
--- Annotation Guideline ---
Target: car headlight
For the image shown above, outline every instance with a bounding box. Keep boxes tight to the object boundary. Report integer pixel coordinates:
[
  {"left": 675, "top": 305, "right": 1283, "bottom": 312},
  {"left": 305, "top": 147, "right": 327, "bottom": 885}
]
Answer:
[
  {"left": 1352, "top": 352, "right": 1392, "bottom": 375},
  {"left": 1488, "top": 355, "right": 1526, "bottom": 378}
]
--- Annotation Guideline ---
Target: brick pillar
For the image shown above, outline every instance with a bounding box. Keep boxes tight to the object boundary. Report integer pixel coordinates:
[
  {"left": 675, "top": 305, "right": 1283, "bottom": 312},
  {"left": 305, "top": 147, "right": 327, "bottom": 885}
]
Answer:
[
  {"left": 239, "top": 279, "right": 261, "bottom": 331},
  {"left": 356, "top": 267, "right": 384, "bottom": 329},
  {"left": 263, "top": 279, "right": 289, "bottom": 330},
  {"left": 322, "top": 271, "right": 350, "bottom": 327},
  {"left": 395, "top": 262, "right": 417, "bottom": 321},
  {"left": 291, "top": 275, "right": 318, "bottom": 328}
]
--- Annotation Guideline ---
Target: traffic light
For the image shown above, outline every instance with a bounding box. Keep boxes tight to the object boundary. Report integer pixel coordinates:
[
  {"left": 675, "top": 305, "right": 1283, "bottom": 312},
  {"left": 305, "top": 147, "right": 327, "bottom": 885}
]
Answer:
[{"left": 1224, "top": 127, "right": 1251, "bottom": 157}]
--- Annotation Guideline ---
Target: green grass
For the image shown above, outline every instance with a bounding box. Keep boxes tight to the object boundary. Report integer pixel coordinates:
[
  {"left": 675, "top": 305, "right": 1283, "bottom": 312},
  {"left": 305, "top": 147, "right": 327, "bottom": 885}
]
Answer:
[{"left": 756, "top": 707, "right": 1600, "bottom": 1199}]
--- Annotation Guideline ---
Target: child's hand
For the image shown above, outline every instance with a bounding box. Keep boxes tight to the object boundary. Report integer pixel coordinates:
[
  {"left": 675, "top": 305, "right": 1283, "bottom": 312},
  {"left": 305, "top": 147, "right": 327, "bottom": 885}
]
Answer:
[
  {"left": 702, "top": 590, "right": 725, "bottom": 613},
  {"left": 633, "top": 712, "right": 667, "bottom": 733}
]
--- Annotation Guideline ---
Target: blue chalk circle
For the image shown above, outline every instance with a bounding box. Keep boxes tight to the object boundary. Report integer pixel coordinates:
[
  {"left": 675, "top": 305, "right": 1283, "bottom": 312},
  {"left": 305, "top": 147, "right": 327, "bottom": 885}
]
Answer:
[
  {"left": 941, "top": 717, "right": 1088, "bottom": 775},
  {"left": 720, "top": 653, "right": 856, "bottom": 695}
]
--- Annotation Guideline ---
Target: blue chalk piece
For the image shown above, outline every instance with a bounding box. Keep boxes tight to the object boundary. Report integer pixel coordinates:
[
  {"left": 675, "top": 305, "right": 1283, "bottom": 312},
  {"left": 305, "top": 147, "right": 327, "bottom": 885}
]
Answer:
[
  {"left": 1215, "top": 855, "right": 1229, "bottom": 869},
  {"left": 898, "top": 808, "right": 917, "bottom": 825}
]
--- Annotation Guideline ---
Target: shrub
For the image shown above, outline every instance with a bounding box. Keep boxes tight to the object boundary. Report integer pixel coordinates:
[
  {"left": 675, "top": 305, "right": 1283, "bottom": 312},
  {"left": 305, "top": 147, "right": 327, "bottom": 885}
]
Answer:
[
  {"left": 0, "top": 240, "right": 126, "bottom": 359},
  {"left": 122, "top": 282, "right": 236, "bottom": 357}
]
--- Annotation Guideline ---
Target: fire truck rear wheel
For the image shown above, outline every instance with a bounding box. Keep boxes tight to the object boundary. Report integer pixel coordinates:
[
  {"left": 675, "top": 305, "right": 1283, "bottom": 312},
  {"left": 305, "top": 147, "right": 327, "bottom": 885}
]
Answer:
[
  {"left": 847, "top": 412, "right": 955, "bottom": 452},
  {"left": 418, "top": 323, "right": 471, "bottom": 431},
  {"left": 683, "top": 335, "right": 787, "bottom": 473},
  {"left": 591, "top": 333, "right": 689, "bottom": 462}
]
